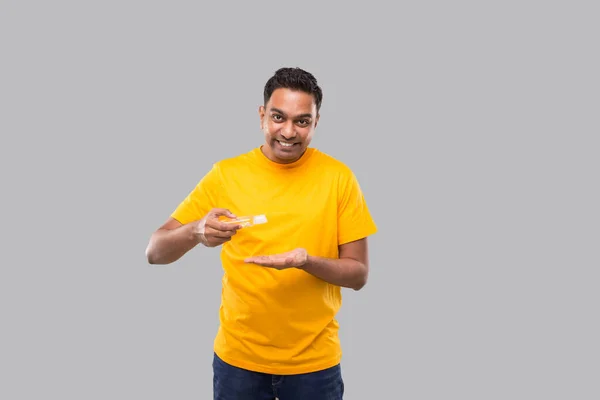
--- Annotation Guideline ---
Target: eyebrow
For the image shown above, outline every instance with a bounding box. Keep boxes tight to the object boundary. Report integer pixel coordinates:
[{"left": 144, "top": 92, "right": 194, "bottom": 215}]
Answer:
[{"left": 270, "top": 107, "right": 313, "bottom": 119}]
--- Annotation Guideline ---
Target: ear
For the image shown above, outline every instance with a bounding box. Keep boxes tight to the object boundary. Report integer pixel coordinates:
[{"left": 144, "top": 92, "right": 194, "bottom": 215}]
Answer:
[
  {"left": 258, "top": 105, "right": 265, "bottom": 129},
  {"left": 314, "top": 113, "right": 320, "bottom": 129}
]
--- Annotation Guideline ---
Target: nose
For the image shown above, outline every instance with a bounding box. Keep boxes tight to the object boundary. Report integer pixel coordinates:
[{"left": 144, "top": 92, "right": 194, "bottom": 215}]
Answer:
[{"left": 280, "top": 122, "right": 296, "bottom": 140}]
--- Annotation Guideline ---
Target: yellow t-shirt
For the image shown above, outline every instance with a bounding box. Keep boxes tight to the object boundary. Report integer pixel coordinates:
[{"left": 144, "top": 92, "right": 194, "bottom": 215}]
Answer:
[{"left": 171, "top": 146, "right": 377, "bottom": 375}]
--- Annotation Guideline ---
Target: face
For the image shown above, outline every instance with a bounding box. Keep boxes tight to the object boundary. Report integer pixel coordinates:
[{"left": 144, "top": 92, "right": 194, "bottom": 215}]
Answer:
[{"left": 258, "top": 88, "right": 319, "bottom": 164}]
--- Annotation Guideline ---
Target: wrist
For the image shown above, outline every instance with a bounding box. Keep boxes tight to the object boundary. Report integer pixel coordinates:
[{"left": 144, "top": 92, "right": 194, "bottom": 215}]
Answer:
[
  {"left": 187, "top": 221, "right": 206, "bottom": 246},
  {"left": 299, "top": 253, "right": 314, "bottom": 270}
]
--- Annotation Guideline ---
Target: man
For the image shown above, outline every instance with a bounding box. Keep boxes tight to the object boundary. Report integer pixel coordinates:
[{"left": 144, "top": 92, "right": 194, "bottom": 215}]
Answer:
[{"left": 145, "top": 67, "right": 377, "bottom": 399}]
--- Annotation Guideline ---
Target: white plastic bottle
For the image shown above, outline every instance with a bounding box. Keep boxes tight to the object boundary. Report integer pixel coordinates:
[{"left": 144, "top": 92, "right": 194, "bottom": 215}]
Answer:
[{"left": 223, "top": 214, "right": 268, "bottom": 228}]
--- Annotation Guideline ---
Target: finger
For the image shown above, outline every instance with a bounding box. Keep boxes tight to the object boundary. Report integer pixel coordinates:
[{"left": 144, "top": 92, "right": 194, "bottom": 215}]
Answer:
[
  {"left": 244, "top": 256, "right": 269, "bottom": 264},
  {"left": 209, "top": 208, "right": 237, "bottom": 219},
  {"left": 221, "top": 219, "right": 245, "bottom": 229},
  {"left": 245, "top": 256, "right": 286, "bottom": 267},
  {"left": 218, "top": 222, "right": 243, "bottom": 232},
  {"left": 206, "top": 227, "right": 237, "bottom": 239},
  {"left": 207, "top": 219, "right": 242, "bottom": 232}
]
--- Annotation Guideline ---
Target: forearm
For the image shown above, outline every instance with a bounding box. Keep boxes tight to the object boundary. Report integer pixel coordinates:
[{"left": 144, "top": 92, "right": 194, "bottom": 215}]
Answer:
[
  {"left": 301, "top": 255, "right": 368, "bottom": 291},
  {"left": 146, "top": 223, "right": 201, "bottom": 265}
]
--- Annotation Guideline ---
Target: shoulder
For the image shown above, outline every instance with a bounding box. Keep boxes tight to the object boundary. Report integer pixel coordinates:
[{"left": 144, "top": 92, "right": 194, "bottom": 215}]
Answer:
[
  {"left": 310, "top": 148, "right": 354, "bottom": 174},
  {"left": 309, "top": 149, "right": 369, "bottom": 200},
  {"left": 209, "top": 148, "right": 256, "bottom": 173}
]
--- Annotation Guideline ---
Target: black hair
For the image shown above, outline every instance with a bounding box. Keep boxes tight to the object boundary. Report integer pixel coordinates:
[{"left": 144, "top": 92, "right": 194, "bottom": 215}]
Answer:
[{"left": 263, "top": 67, "right": 323, "bottom": 112}]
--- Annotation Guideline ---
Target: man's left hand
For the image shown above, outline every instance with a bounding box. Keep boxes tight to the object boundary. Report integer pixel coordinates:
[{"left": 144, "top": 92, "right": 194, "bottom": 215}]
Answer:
[{"left": 244, "top": 248, "right": 308, "bottom": 270}]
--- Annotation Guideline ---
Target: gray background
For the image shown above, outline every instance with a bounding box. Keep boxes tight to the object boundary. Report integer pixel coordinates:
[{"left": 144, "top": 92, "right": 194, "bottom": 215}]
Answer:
[{"left": 1, "top": 1, "right": 598, "bottom": 399}]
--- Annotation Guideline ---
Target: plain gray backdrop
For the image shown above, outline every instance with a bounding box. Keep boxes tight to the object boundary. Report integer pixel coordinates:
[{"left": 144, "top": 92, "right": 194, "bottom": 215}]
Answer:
[{"left": 1, "top": 1, "right": 598, "bottom": 399}]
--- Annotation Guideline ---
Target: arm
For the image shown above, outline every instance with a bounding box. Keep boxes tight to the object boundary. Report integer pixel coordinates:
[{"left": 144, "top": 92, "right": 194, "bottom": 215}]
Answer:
[
  {"left": 302, "top": 238, "right": 369, "bottom": 291},
  {"left": 145, "top": 218, "right": 200, "bottom": 265},
  {"left": 244, "top": 238, "right": 370, "bottom": 291},
  {"left": 145, "top": 208, "right": 240, "bottom": 265}
]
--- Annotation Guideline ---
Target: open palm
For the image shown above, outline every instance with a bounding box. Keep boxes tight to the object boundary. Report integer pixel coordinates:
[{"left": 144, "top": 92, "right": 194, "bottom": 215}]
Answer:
[{"left": 244, "top": 248, "right": 308, "bottom": 270}]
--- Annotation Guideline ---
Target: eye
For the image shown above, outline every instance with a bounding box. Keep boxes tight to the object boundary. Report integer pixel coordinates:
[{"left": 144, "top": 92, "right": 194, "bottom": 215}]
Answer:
[
  {"left": 298, "top": 119, "right": 310, "bottom": 126},
  {"left": 272, "top": 114, "right": 283, "bottom": 122}
]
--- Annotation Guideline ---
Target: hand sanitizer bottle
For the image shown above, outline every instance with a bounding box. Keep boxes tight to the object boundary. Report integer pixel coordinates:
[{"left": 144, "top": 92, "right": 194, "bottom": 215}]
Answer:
[{"left": 223, "top": 214, "right": 268, "bottom": 228}]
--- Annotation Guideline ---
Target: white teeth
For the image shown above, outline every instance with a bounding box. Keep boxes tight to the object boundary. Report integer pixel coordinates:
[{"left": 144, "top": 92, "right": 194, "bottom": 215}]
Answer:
[{"left": 278, "top": 141, "right": 294, "bottom": 147}]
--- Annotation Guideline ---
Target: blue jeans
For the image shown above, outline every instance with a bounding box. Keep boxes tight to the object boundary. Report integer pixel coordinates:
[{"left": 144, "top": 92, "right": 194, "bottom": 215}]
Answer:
[{"left": 213, "top": 353, "right": 344, "bottom": 400}]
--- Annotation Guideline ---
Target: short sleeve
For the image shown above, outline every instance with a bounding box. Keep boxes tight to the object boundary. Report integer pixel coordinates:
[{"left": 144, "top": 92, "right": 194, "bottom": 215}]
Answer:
[
  {"left": 337, "top": 169, "right": 378, "bottom": 245},
  {"left": 170, "top": 163, "right": 222, "bottom": 225}
]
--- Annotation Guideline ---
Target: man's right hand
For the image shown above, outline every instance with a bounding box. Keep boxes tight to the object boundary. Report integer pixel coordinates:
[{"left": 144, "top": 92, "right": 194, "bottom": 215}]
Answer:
[{"left": 194, "top": 208, "right": 242, "bottom": 247}]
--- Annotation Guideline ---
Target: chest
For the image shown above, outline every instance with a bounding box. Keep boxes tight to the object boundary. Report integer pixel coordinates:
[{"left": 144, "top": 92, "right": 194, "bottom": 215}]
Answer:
[
  {"left": 219, "top": 170, "right": 340, "bottom": 254},
  {"left": 223, "top": 170, "right": 335, "bottom": 216}
]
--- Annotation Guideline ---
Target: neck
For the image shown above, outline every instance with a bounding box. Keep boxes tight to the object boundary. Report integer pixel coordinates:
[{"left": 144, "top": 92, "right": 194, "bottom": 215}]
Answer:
[{"left": 260, "top": 145, "right": 305, "bottom": 164}]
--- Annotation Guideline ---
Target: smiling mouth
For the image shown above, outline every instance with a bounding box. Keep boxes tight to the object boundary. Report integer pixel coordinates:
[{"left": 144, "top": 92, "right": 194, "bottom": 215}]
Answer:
[{"left": 276, "top": 140, "right": 298, "bottom": 148}]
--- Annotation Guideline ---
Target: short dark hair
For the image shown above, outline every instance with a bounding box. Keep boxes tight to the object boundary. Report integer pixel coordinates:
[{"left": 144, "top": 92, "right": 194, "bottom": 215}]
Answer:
[{"left": 263, "top": 67, "right": 323, "bottom": 112}]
